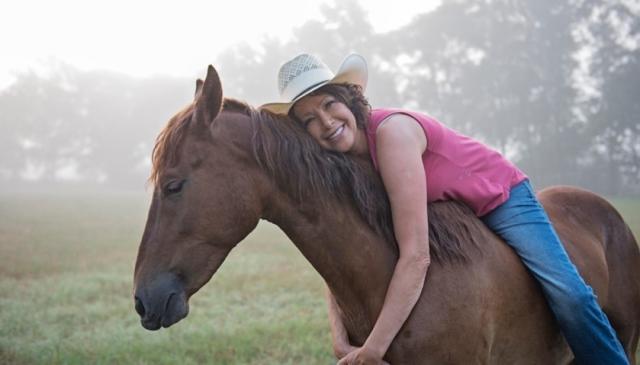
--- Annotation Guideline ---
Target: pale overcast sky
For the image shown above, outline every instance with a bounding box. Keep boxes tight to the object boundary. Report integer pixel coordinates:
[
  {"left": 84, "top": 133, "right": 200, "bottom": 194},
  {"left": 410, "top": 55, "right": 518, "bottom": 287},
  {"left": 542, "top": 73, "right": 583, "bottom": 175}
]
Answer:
[{"left": 0, "top": 0, "right": 441, "bottom": 89}]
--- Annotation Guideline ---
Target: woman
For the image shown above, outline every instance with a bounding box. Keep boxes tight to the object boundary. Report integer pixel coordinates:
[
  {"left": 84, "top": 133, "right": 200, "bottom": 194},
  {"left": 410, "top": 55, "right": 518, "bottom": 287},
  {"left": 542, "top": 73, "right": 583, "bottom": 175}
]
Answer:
[{"left": 260, "top": 53, "right": 628, "bottom": 365}]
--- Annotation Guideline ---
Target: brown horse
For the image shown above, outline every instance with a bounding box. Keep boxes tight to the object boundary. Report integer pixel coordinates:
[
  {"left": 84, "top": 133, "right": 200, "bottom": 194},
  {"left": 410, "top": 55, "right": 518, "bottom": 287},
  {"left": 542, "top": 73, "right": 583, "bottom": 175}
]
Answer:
[{"left": 133, "top": 66, "right": 640, "bottom": 364}]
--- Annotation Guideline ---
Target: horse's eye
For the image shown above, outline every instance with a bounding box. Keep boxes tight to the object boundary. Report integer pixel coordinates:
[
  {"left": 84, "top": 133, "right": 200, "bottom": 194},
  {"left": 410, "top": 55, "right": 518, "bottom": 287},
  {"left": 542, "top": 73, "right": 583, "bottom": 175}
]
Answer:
[{"left": 163, "top": 179, "right": 186, "bottom": 196}]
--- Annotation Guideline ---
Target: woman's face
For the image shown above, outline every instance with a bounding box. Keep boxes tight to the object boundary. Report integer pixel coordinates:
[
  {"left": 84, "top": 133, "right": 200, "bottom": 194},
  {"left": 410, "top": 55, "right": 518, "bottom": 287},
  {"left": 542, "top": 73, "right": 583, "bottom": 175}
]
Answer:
[{"left": 292, "top": 93, "right": 361, "bottom": 153}]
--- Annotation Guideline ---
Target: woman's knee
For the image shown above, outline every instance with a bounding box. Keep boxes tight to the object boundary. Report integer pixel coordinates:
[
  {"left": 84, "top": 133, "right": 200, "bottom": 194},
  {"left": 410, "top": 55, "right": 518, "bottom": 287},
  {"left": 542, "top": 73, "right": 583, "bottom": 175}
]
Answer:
[{"left": 548, "top": 284, "right": 599, "bottom": 324}]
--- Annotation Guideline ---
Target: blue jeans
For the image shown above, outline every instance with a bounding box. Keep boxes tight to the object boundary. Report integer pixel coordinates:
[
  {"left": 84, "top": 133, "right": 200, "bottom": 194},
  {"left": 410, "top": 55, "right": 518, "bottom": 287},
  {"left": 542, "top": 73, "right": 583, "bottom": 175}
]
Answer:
[{"left": 481, "top": 180, "right": 629, "bottom": 365}]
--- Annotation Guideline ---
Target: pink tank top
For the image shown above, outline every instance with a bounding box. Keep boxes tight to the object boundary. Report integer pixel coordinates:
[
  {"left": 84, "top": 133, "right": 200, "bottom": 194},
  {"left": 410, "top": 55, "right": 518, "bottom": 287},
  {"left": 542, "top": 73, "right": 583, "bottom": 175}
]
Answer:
[{"left": 367, "top": 108, "right": 528, "bottom": 217}]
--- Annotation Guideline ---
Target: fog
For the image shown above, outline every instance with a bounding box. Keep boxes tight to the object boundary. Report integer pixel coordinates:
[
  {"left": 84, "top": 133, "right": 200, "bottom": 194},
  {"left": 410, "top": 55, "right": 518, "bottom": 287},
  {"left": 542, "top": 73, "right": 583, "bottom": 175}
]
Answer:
[{"left": 1, "top": 0, "right": 638, "bottom": 195}]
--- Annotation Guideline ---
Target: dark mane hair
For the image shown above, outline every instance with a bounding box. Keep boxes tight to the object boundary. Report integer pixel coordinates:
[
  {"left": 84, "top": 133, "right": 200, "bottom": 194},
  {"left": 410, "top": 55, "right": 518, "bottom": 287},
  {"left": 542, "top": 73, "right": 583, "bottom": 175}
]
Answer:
[
  {"left": 253, "top": 106, "right": 396, "bottom": 243},
  {"left": 252, "top": 107, "right": 482, "bottom": 264},
  {"left": 149, "top": 104, "right": 195, "bottom": 186},
  {"left": 150, "top": 96, "right": 482, "bottom": 264}
]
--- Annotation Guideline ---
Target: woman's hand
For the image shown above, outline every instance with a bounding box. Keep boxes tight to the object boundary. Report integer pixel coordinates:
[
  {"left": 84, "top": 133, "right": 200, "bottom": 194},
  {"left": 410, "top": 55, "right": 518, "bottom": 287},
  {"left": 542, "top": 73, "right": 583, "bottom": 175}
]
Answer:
[
  {"left": 334, "top": 343, "right": 359, "bottom": 359},
  {"left": 336, "top": 346, "right": 390, "bottom": 365},
  {"left": 326, "top": 286, "right": 356, "bottom": 359}
]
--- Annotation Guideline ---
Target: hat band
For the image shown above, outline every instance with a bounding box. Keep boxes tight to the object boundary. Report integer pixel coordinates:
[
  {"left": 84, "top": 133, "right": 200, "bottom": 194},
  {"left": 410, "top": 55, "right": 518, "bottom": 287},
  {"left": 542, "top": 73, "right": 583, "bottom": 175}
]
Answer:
[{"left": 291, "top": 79, "right": 329, "bottom": 101}]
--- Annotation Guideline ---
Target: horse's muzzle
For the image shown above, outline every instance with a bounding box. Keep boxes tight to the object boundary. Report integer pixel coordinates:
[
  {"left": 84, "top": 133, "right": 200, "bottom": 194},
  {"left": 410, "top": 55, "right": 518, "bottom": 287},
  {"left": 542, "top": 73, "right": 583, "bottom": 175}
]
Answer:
[{"left": 134, "top": 272, "right": 189, "bottom": 330}]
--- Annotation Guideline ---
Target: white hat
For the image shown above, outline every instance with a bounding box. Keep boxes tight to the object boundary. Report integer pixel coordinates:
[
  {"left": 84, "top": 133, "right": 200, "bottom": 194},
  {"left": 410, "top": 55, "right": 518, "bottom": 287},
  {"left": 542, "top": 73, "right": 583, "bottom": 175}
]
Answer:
[{"left": 260, "top": 53, "right": 368, "bottom": 114}]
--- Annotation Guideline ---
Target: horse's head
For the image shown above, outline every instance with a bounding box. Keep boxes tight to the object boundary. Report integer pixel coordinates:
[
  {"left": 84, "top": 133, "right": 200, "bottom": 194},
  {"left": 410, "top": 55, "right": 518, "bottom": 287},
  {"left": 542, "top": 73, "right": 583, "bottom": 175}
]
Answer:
[{"left": 132, "top": 66, "right": 265, "bottom": 330}]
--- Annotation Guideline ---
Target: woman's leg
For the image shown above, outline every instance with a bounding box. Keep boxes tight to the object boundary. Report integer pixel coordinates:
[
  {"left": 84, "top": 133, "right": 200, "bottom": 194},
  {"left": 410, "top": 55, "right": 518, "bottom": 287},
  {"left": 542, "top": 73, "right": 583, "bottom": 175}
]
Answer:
[{"left": 481, "top": 180, "right": 629, "bottom": 365}]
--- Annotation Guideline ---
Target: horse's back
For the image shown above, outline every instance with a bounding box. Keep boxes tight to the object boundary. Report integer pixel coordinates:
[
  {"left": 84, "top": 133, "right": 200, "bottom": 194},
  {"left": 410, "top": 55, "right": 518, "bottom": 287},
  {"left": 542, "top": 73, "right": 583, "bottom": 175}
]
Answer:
[
  {"left": 387, "top": 187, "right": 640, "bottom": 364},
  {"left": 388, "top": 203, "right": 572, "bottom": 364},
  {"left": 539, "top": 185, "right": 640, "bottom": 363}
]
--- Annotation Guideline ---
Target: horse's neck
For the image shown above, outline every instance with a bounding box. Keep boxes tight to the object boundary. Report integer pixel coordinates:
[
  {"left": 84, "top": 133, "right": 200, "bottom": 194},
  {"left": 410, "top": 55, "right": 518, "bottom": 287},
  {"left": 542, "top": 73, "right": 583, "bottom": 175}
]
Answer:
[{"left": 263, "top": 189, "right": 396, "bottom": 340}]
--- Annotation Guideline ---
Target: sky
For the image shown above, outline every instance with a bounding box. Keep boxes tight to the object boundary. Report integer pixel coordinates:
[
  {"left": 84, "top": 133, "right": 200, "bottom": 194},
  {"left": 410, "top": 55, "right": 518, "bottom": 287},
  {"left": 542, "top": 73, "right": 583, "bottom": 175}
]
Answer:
[{"left": 0, "top": 0, "right": 441, "bottom": 90}]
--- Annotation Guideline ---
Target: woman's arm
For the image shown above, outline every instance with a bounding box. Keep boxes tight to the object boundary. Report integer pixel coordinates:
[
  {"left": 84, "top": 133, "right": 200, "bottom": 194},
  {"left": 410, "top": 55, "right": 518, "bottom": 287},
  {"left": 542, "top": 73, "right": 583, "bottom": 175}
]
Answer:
[
  {"left": 341, "top": 114, "right": 430, "bottom": 363},
  {"left": 326, "top": 286, "right": 357, "bottom": 359}
]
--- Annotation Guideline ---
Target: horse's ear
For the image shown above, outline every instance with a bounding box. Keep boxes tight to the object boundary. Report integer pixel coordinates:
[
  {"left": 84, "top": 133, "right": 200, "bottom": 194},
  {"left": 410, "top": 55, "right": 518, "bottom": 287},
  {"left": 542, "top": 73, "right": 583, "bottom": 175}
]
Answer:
[
  {"left": 194, "top": 79, "right": 204, "bottom": 99},
  {"left": 194, "top": 65, "right": 223, "bottom": 127}
]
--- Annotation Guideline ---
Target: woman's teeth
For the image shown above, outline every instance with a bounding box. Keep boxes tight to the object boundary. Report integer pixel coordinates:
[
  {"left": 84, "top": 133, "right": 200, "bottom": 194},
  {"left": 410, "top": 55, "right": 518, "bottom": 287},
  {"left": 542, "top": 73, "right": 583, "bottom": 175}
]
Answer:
[{"left": 327, "top": 125, "right": 344, "bottom": 141}]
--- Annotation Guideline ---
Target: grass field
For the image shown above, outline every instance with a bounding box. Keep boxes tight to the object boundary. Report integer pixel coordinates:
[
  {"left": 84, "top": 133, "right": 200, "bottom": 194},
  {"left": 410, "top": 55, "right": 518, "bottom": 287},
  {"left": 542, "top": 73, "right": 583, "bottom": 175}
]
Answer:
[{"left": 0, "top": 191, "right": 639, "bottom": 364}]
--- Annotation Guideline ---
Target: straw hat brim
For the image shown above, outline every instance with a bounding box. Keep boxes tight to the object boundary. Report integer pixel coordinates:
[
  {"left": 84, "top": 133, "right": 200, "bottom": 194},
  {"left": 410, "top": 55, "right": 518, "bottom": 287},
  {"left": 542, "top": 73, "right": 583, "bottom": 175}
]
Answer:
[{"left": 260, "top": 53, "right": 368, "bottom": 115}]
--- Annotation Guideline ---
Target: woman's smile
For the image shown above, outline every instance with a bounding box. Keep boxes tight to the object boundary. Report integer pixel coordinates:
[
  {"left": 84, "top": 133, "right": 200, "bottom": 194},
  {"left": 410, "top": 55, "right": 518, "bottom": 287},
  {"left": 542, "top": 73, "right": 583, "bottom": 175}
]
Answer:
[{"left": 325, "top": 124, "right": 345, "bottom": 141}]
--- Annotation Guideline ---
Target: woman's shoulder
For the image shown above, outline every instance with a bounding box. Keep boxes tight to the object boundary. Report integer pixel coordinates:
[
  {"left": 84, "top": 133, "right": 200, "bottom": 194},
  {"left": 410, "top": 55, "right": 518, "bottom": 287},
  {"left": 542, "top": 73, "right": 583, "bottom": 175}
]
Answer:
[
  {"left": 370, "top": 108, "right": 438, "bottom": 126},
  {"left": 371, "top": 107, "right": 410, "bottom": 121},
  {"left": 370, "top": 109, "right": 429, "bottom": 151},
  {"left": 372, "top": 108, "right": 450, "bottom": 153}
]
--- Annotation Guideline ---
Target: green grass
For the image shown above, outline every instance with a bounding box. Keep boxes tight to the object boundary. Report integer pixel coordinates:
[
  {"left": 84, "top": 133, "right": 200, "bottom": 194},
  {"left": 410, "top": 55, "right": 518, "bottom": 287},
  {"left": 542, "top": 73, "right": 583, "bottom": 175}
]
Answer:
[{"left": 0, "top": 192, "right": 638, "bottom": 364}]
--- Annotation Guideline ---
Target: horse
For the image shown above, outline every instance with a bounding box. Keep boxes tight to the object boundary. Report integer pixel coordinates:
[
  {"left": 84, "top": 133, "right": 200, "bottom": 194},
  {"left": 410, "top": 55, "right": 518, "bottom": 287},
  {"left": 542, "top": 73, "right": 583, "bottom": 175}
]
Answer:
[{"left": 133, "top": 65, "right": 640, "bottom": 364}]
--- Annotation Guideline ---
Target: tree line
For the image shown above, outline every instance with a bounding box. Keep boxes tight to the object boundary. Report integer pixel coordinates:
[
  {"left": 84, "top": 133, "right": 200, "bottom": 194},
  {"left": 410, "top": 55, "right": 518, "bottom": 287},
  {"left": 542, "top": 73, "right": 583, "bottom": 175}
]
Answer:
[{"left": 1, "top": 0, "right": 638, "bottom": 194}]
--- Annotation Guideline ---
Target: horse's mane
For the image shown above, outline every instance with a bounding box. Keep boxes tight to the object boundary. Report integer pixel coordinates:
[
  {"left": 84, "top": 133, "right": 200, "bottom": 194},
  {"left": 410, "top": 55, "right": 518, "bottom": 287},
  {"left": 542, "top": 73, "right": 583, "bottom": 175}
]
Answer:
[
  {"left": 149, "top": 103, "right": 195, "bottom": 186},
  {"left": 149, "top": 98, "right": 251, "bottom": 186},
  {"left": 249, "top": 103, "right": 483, "bottom": 264},
  {"left": 149, "top": 97, "right": 482, "bottom": 264}
]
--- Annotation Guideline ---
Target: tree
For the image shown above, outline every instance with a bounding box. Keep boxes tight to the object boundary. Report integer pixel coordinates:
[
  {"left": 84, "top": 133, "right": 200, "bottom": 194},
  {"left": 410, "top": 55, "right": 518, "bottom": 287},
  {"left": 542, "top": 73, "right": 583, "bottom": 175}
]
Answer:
[
  {"left": 0, "top": 62, "right": 193, "bottom": 189},
  {"left": 573, "top": 0, "right": 640, "bottom": 194}
]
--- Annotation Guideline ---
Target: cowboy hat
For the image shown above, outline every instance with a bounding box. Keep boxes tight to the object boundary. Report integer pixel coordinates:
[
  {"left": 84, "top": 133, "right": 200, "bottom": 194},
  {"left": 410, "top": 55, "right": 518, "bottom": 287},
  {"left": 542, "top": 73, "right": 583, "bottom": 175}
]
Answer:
[{"left": 260, "top": 53, "right": 368, "bottom": 114}]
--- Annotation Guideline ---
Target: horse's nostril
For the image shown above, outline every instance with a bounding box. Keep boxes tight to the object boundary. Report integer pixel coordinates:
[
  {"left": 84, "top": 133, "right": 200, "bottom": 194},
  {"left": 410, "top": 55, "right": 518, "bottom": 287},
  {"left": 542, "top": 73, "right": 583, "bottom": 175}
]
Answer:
[{"left": 135, "top": 296, "right": 146, "bottom": 317}]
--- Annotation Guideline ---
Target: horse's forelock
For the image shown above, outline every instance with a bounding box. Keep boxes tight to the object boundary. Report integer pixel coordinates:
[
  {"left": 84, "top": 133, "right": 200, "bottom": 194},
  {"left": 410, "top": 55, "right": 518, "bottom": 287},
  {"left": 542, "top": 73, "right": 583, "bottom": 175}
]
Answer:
[
  {"left": 149, "top": 104, "right": 195, "bottom": 186},
  {"left": 149, "top": 98, "right": 252, "bottom": 187}
]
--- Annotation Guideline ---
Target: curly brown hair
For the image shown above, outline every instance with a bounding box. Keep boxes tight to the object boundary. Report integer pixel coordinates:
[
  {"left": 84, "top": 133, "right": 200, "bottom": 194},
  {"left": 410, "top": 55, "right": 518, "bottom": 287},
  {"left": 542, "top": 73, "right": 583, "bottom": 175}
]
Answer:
[{"left": 288, "top": 83, "right": 371, "bottom": 130}]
